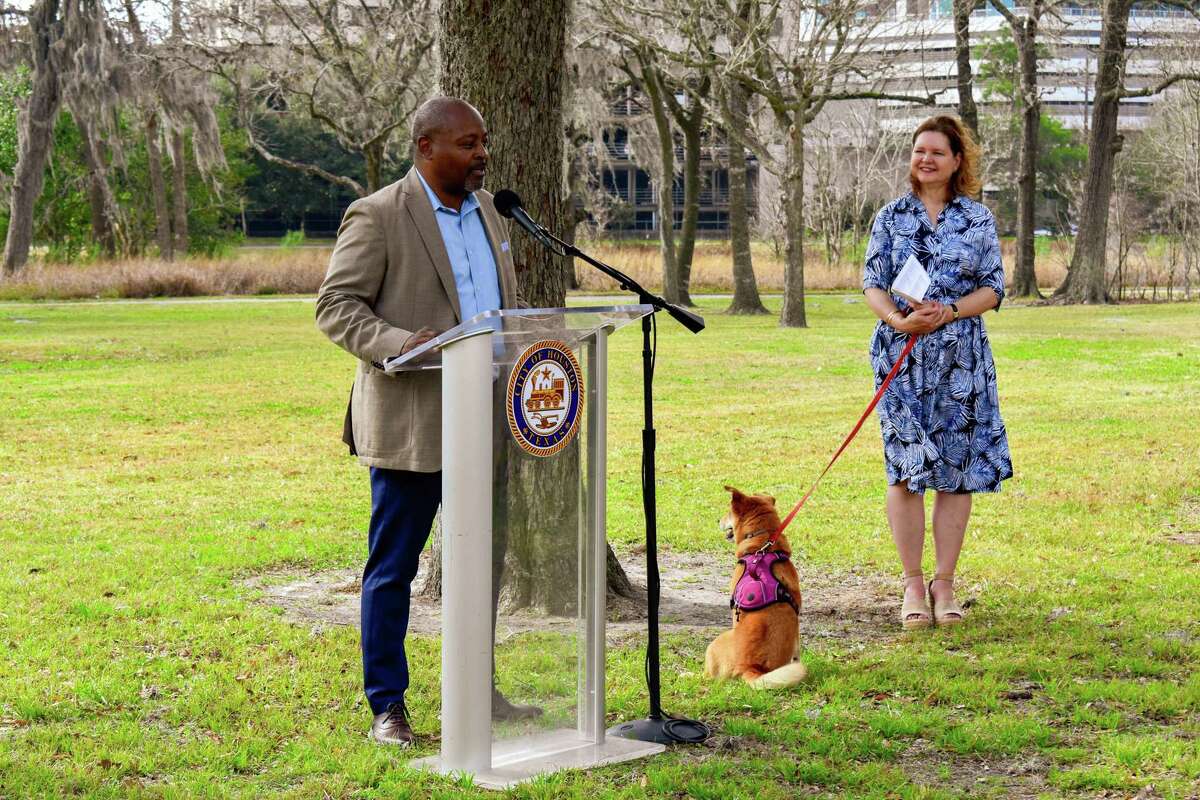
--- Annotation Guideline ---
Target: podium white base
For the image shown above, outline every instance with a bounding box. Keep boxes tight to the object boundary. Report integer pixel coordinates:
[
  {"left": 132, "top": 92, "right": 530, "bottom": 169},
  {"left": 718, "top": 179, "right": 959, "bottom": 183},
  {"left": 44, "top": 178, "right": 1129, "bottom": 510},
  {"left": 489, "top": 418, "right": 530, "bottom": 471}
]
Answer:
[{"left": 410, "top": 730, "right": 665, "bottom": 790}]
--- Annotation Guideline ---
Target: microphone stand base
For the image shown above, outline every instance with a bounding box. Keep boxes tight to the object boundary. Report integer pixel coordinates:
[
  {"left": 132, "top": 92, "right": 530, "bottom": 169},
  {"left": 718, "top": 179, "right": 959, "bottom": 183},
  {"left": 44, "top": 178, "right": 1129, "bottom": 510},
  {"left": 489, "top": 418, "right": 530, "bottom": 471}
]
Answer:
[{"left": 607, "top": 716, "right": 710, "bottom": 746}]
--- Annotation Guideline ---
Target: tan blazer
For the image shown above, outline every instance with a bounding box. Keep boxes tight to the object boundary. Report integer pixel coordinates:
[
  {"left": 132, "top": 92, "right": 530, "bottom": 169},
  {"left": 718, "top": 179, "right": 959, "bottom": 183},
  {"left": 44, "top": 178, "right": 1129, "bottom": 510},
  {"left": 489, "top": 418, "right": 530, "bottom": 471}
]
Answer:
[{"left": 316, "top": 168, "right": 522, "bottom": 472}]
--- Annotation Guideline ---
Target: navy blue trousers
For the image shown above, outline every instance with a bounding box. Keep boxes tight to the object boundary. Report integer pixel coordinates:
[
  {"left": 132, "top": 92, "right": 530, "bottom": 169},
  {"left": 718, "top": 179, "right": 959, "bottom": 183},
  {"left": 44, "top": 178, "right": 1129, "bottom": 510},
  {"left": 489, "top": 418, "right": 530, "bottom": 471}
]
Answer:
[
  {"left": 362, "top": 467, "right": 508, "bottom": 715},
  {"left": 362, "top": 468, "right": 442, "bottom": 714}
]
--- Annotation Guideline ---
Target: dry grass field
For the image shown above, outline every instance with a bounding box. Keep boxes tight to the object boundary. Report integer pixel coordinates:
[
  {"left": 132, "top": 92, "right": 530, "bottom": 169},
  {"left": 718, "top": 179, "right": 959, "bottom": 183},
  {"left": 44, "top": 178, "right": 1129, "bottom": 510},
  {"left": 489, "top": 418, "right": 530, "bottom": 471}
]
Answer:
[{"left": 4, "top": 234, "right": 1191, "bottom": 301}]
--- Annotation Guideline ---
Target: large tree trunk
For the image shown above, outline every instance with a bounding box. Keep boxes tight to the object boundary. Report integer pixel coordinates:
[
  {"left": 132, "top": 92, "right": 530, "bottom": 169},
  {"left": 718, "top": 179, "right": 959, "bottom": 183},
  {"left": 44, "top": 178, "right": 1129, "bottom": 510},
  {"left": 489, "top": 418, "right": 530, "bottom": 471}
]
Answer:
[
  {"left": 2, "top": 0, "right": 65, "bottom": 275},
  {"left": 1012, "top": 15, "right": 1042, "bottom": 298},
  {"left": 953, "top": 0, "right": 980, "bottom": 142},
  {"left": 674, "top": 115, "right": 701, "bottom": 306},
  {"left": 123, "top": 0, "right": 172, "bottom": 260},
  {"left": 642, "top": 62, "right": 679, "bottom": 301},
  {"left": 562, "top": 150, "right": 587, "bottom": 291},
  {"left": 364, "top": 140, "right": 383, "bottom": 195},
  {"left": 440, "top": 8, "right": 568, "bottom": 304},
  {"left": 145, "top": 114, "right": 174, "bottom": 260},
  {"left": 75, "top": 115, "right": 120, "bottom": 257},
  {"left": 440, "top": 0, "right": 635, "bottom": 610},
  {"left": 780, "top": 116, "right": 808, "bottom": 328},
  {"left": 726, "top": 140, "right": 766, "bottom": 315},
  {"left": 724, "top": 0, "right": 767, "bottom": 316},
  {"left": 170, "top": 130, "right": 189, "bottom": 256},
  {"left": 669, "top": 88, "right": 708, "bottom": 308},
  {"left": 1054, "top": 0, "right": 1131, "bottom": 303},
  {"left": 723, "top": 81, "right": 766, "bottom": 315}
]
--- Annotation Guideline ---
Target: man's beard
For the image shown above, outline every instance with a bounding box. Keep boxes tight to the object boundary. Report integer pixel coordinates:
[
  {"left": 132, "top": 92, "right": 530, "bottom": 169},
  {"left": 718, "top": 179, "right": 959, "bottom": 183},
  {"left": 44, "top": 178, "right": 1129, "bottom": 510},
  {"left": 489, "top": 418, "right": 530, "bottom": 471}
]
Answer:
[{"left": 465, "top": 172, "right": 485, "bottom": 193}]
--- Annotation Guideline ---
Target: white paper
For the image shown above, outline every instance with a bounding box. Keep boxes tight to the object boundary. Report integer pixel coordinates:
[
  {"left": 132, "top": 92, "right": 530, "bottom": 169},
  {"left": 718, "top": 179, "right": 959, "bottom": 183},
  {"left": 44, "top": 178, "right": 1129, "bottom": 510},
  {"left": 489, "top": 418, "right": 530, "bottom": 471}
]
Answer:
[{"left": 891, "top": 253, "right": 930, "bottom": 305}]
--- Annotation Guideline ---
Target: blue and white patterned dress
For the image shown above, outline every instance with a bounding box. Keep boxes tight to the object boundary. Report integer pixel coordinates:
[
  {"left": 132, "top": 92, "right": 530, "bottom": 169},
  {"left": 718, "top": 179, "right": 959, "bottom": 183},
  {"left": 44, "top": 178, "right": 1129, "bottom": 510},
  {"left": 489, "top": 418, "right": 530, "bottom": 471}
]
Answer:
[{"left": 862, "top": 192, "right": 1013, "bottom": 494}]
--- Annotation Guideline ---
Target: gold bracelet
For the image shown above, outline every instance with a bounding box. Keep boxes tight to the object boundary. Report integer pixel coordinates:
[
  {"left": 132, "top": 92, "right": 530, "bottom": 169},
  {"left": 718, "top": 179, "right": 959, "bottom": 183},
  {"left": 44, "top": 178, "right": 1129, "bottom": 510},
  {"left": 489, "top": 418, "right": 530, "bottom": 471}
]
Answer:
[{"left": 885, "top": 309, "right": 901, "bottom": 326}]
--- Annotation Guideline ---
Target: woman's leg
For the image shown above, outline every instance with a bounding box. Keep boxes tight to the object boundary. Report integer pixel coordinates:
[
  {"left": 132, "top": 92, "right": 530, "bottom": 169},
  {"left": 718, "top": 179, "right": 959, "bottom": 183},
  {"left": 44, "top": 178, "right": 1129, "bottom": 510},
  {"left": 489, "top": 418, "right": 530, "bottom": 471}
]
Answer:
[
  {"left": 887, "top": 483, "right": 927, "bottom": 610},
  {"left": 930, "top": 491, "right": 971, "bottom": 609}
]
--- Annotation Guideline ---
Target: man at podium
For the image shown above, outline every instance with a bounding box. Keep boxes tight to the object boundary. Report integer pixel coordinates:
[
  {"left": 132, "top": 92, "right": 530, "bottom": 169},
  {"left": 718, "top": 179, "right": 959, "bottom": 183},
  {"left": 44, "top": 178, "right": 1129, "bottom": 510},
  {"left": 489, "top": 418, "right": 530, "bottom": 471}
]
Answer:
[{"left": 316, "top": 96, "right": 535, "bottom": 747}]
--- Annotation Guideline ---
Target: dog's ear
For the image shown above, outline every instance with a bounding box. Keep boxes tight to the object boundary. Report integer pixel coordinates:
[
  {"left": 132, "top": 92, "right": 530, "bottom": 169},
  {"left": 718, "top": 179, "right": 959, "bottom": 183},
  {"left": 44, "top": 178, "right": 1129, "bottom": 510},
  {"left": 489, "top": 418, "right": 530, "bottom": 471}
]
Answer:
[
  {"left": 725, "top": 485, "right": 750, "bottom": 513},
  {"left": 764, "top": 494, "right": 777, "bottom": 507}
]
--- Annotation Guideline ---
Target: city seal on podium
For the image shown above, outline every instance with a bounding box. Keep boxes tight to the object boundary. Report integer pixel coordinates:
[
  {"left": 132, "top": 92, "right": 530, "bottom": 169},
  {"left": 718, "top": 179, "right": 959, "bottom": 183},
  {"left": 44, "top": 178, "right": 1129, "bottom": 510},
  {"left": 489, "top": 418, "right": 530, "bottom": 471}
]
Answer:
[{"left": 507, "top": 339, "right": 584, "bottom": 458}]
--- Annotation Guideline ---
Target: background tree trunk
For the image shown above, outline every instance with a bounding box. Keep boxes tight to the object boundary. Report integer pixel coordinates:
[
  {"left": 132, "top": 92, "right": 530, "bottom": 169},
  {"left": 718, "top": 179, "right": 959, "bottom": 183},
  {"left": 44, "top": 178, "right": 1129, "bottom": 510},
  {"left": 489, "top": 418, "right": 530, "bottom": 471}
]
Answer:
[
  {"left": 726, "top": 136, "right": 767, "bottom": 315},
  {"left": 440, "top": 0, "right": 635, "bottom": 611},
  {"left": 953, "top": 0, "right": 980, "bottom": 141},
  {"left": 3, "top": 0, "right": 65, "bottom": 275},
  {"left": 364, "top": 141, "right": 383, "bottom": 196},
  {"left": 674, "top": 117, "right": 700, "bottom": 306},
  {"left": 75, "top": 116, "right": 119, "bottom": 257},
  {"left": 1012, "top": 15, "right": 1042, "bottom": 298},
  {"left": 642, "top": 63, "right": 679, "bottom": 302},
  {"left": 144, "top": 114, "right": 174, "bottom": 260},
  {"left": 1055, "top": 0, "right": 1131, "bottom": 303},
  {"left": 780, "top": 117, "right": 808, "bottom": 328},
  {"left": 170, "top": 131, "right": 189, "bottom": 256},
  {"left": 666, "top": 85, "right": 708, "bottom": 307},
  {"left": 722, "top": 76, "right": 766, "bottom": 315}
]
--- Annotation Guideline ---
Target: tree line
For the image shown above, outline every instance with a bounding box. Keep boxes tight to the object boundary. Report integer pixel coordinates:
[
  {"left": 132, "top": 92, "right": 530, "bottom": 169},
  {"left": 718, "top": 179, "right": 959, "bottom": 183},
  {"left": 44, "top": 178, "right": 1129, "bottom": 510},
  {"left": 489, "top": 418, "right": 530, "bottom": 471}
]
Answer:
[{"left": 1, "top": 0, "right": 1199, "bottom": 325}]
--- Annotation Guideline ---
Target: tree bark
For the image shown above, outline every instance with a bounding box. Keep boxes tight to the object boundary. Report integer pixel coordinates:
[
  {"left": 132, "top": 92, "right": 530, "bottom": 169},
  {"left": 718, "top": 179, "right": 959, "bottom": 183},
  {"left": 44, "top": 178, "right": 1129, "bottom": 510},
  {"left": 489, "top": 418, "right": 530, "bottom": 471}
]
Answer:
[
  {"left": 440, "top": 1, "right": 568, "bottom": 306},
  {"left": 722, "top": 78, "right": 766, "bottom": 315},
  {"left": 726, "top": 137, "right": 767, "bottom": 315},
  {"left": 364, "top": 140, "right": 383, "bottom": 196},
  {"left": 674, "top": 117, "right": 700, "bottom": 306},
  {"left": 75, "top": 115, "right": 119, "bottom": 257},
  {"left": 144, "top": 113, "right": 174, "bottom": 260},
  {"left": 780, "top": 116, "right": 808, "bottom": 328},
  {"left": 1054, "top": 0, "right": 1131, "bottom": 303},
  {"left": 123, "top": 0, "right": 171, "bottom": 260},
  {"left": 642, "top": 62, "right": 679, "bottom": 301},
  {"left": 562, "top": 148, "right": 588, "bottom": 291},
  {"left": 170, "top": 130, "right": 189, "bottom": 256},
  {"left": 1012, "top": 14, "right": 1042, "bottom": 298},
  {"left": 2, "top": 0, "right": 65, "bottom": 275},
  {"left": 953, "top": 0, "right": 980, "bottom": 142},
  {"left": 440, "top": 0, "right": 635, "bottom": 610},
  {"left": 664, "top": 81, "right": 709, "bottom": 307}
]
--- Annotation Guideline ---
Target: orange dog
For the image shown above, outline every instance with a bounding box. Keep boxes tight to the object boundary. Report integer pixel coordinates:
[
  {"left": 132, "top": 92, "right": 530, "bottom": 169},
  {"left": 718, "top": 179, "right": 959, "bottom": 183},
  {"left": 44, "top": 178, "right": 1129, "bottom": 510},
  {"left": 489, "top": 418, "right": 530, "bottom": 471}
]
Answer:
[{"left": 704, "top": 486, "right": 807, "bottom": 688}]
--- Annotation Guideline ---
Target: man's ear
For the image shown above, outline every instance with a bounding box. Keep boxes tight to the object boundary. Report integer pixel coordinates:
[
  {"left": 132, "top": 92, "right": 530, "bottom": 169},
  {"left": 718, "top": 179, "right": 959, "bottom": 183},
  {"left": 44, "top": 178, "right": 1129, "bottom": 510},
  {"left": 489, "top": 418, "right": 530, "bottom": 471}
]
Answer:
[{"left": 415, "top": 135, "right": 433, "bottom": 160}]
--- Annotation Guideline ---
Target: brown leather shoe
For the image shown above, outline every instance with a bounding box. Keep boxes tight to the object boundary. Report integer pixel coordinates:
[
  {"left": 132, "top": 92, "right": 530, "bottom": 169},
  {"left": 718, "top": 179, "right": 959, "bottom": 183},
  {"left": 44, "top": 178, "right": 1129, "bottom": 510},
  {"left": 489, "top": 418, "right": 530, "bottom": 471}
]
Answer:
[
  {"left": 492, "top": 689, "right": 543, "bottom": 721},
  {"left": 370, "top": 702, "right": 415, "bottom": 746}
]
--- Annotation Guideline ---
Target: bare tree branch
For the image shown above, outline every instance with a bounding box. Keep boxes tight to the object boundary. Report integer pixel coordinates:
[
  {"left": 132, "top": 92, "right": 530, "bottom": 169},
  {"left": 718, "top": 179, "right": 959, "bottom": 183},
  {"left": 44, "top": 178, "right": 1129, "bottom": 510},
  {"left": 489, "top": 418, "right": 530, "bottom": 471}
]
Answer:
[
  {"left": 1121, "top": 72, "right": 1200, "bottom": 98},
  {"left": 244, "top": 124, "right": 366, "bottom": 196}
]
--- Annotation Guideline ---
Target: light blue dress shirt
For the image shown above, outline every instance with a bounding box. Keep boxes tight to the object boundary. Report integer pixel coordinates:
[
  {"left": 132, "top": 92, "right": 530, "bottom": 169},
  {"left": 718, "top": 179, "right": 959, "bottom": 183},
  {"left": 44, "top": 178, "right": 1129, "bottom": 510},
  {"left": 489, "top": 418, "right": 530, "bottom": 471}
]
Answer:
[{"left": 414, "top": 169, "right": 501, "bottom": 320}]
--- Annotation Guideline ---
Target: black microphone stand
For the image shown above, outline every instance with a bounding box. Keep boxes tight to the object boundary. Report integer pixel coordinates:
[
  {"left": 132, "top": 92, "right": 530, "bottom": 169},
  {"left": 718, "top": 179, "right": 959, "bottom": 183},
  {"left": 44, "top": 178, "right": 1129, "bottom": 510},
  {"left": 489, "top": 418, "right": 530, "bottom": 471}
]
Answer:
[{"left": 527, "top": 224, "right": 708, "bottom": 746}]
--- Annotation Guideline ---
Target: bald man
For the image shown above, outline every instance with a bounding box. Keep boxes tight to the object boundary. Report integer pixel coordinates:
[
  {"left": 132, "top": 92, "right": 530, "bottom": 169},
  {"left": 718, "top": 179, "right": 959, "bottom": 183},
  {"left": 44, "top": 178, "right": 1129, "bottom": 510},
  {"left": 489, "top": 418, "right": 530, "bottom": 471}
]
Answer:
[{"left": 316, "top": 97, "right": 536, "bottom": 747}]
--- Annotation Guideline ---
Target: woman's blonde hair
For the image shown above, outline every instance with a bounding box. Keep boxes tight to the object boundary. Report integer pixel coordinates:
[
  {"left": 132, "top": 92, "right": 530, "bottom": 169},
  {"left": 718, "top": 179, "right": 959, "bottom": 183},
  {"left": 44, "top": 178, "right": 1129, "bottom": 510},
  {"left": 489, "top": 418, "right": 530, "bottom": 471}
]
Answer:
[{"left": 909, "top": 115, "right": 981, "bottom": 199}]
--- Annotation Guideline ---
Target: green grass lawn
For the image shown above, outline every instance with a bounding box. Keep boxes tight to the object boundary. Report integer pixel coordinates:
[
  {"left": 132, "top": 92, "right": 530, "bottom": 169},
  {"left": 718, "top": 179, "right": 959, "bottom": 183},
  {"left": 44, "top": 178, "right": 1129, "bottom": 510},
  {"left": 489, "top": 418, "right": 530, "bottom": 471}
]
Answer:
[{"left": 1, "top": 295, "right": 1198, "bottom": 799}]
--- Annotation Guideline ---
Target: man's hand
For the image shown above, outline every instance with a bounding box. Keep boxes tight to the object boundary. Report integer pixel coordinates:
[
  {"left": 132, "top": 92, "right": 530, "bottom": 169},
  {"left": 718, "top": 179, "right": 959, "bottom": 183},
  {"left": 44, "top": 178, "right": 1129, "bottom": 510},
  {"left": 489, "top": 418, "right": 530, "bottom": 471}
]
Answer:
[
  {"left": 899, "top": 302, "right": 946, "bottom": 335},
  {"left": 401, "top": 327, "right": 440, "bottom": 354}
]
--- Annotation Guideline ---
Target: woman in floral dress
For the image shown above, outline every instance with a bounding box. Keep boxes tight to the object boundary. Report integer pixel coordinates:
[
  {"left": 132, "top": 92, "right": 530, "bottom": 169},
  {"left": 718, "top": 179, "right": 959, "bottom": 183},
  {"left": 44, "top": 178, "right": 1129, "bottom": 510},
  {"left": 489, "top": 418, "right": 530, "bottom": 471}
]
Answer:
[{"left": 862, "top": 115, "right": 1013, "bottom": 629}]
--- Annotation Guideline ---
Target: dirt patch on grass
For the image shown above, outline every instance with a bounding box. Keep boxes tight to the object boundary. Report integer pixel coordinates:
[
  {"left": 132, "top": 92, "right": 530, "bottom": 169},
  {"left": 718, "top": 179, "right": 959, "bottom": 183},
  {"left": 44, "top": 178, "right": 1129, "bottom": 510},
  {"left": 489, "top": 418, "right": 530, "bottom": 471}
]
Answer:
[
  {"left": 244, "top": 549, "right": 933, "bottom": 646},
  {"left": 895, "top": 738, "right": 1052, "bottom": 799},
  {"left": 1163, "top": 496, "right": 1200, "bottom": 545}
]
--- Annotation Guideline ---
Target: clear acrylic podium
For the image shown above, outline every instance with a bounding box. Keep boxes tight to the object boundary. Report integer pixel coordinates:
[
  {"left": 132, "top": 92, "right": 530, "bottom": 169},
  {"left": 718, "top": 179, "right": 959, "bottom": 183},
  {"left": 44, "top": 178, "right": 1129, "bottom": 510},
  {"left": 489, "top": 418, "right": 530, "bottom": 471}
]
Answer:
[{"left": 385, "top": 306, "right": 664, "bottom": 790}]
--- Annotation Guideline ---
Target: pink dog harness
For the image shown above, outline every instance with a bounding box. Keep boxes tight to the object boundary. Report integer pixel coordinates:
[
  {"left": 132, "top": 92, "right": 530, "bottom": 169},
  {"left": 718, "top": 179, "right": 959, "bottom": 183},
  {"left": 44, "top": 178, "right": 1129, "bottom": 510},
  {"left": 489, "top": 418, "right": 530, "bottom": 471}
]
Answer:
[{"left": 730, "top": 551, "right": 799, "bottom": 617}]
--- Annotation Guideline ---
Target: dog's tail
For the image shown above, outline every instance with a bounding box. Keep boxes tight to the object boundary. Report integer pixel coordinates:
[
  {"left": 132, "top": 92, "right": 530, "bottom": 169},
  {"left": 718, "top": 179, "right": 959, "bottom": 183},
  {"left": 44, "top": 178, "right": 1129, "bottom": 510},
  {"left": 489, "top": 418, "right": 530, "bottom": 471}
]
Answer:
[{"left": 748, "top": 660, "right": 808, "bottom": 689}]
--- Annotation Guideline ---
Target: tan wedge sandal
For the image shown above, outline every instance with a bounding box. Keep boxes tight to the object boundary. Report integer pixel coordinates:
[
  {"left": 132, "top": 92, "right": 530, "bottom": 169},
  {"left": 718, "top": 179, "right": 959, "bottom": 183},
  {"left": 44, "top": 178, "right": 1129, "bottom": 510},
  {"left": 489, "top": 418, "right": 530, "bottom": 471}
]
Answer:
[
  {"left": 901, "top": 570, "right": 932, "bottom": 630},
  {"left": 928, "top": 573, "right": 965, "bottom": 626}
]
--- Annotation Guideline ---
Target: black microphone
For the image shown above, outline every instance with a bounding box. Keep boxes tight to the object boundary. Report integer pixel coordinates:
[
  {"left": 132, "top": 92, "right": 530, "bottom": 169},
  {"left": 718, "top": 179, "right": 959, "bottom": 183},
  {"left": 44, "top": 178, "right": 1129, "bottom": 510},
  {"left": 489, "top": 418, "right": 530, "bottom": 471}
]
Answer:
[{"left": 492, "top": 189, "right": 557, "bottom": 251}]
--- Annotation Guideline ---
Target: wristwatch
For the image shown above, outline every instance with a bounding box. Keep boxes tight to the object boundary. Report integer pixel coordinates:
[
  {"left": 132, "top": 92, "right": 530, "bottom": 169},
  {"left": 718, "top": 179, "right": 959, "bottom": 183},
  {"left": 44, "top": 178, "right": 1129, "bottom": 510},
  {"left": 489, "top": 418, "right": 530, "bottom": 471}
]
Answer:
[{"left": 949, "top": 302, "right": 960, "bottom": 321}]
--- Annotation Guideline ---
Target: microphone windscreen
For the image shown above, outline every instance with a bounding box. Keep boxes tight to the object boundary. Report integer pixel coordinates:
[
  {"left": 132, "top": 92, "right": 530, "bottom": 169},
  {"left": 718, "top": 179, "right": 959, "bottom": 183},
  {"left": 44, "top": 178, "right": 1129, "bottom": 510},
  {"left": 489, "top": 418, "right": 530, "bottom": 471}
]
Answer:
[{"left": 492, "top": 189, "right": 522, "bottom": 219}]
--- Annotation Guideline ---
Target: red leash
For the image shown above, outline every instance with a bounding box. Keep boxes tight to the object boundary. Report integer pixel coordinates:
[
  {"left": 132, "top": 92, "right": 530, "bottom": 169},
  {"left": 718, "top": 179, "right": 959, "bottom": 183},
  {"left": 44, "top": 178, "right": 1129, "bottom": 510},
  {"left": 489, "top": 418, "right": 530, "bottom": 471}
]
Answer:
[{"left": 760, "top": 333, "right": 920, "bottom": 552}]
